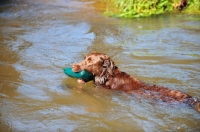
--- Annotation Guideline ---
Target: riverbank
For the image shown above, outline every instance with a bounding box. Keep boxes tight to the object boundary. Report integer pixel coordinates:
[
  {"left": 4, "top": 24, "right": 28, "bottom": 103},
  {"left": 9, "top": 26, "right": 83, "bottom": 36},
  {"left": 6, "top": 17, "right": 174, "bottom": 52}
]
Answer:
[{"left": 104, "top": 0, "right": 200, "bottom": 18}]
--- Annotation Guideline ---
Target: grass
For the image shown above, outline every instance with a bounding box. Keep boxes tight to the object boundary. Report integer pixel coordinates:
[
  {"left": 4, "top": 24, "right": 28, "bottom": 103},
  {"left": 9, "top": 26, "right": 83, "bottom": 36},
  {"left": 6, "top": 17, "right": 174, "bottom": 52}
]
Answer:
[
  {"left": 103, "top": 0, "right": 200, "bottom": 18},
  {"left": 184, "top": 0, "right": 200, "bottom": 14}
]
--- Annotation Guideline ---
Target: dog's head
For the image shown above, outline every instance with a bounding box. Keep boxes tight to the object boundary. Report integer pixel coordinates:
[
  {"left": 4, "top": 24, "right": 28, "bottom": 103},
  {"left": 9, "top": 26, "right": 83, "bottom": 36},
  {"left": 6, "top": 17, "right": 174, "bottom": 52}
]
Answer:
[{"left": 72, "top": 52, "right": 116, "bottom": 79}]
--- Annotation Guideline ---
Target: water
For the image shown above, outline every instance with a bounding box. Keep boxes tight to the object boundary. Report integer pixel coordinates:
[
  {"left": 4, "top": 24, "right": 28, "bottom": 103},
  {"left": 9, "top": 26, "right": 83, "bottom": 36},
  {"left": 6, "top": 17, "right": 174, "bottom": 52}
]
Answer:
[{"left": 0, "top": 0, "right": 200, "bottom": 131}]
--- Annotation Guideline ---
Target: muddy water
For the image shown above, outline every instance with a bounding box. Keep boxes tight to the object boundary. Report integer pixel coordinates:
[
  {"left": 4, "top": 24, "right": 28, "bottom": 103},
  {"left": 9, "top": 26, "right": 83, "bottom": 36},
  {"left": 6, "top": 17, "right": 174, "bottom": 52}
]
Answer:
[{"left": 0, "top": 0, "right": 200, "bottom": 131}]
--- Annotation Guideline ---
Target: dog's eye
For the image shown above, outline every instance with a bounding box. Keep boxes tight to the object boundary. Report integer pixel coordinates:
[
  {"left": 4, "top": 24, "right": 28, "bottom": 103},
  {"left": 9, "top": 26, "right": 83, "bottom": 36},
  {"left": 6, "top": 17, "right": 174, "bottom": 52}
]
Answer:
[{"left": 87, "top": 57, "right": 92, "bottom": 62}]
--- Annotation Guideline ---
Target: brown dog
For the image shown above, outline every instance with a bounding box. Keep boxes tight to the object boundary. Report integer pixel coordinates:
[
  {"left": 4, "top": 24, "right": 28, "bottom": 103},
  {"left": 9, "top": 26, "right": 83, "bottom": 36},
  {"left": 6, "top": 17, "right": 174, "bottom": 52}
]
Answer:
[{"left": 72, "top": 52, "right": 200, "bottom": 112}]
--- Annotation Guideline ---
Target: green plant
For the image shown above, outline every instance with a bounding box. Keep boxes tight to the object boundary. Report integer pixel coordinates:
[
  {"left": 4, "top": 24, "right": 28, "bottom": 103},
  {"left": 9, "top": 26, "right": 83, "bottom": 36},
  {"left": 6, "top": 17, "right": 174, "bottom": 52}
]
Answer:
[
  {"left": 104, "top": 0, "right": 200, "bottom": 18},
  {"left": 184, "top": 0, "right": 200, "bottom": 13}
]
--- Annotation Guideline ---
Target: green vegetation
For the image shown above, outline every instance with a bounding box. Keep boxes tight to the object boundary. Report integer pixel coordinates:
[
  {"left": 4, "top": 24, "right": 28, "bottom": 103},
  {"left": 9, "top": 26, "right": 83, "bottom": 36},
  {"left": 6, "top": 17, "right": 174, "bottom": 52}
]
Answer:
[
  {"left": 184, "top": 0, "right": 200, "bottom": 13},
  {"left": 103, "top": 0, "right": 200, "bottom": 18}
]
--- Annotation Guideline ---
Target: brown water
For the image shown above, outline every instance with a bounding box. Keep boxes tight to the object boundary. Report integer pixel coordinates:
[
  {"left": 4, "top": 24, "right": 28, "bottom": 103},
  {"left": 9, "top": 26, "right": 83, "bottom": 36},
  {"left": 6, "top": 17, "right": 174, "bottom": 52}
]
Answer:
[{"left": 0, "top": 0, "right": 200, "bottom": 131}]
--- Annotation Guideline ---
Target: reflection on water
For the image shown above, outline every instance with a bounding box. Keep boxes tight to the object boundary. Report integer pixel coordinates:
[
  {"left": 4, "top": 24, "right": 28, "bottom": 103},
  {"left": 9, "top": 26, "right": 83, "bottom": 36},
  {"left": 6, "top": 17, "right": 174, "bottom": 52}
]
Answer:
[{"left": 0, "top": 0, "right": 200, "bottom": 131}]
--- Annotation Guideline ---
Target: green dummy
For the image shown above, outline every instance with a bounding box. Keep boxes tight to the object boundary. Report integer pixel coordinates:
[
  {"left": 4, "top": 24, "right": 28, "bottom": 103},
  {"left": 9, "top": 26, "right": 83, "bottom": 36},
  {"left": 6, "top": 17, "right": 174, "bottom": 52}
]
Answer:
[{"left": 63, "top": 67, "right": 92, "bottom": 82}]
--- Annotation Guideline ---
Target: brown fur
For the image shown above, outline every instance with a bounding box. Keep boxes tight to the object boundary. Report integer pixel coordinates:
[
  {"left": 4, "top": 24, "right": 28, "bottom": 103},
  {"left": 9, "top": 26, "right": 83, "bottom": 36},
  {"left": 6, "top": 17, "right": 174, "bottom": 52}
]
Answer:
[{"left": 72, "top": 52, "right": 200, "bottom": 112}]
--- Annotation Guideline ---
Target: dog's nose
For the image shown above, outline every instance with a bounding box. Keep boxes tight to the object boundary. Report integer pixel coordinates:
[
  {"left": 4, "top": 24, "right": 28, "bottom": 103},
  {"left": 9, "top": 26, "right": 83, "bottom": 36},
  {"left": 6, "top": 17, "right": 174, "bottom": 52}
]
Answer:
[{"left": 72, "top": 64, "right": 81, "bottom": 72}]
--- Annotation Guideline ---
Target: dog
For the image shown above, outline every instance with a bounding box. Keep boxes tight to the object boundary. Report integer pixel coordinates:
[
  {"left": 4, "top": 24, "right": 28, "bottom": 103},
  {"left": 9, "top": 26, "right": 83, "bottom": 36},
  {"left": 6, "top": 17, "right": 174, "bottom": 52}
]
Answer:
[{"left": 72, "top": 52, "right": 200, "bottom": 112}]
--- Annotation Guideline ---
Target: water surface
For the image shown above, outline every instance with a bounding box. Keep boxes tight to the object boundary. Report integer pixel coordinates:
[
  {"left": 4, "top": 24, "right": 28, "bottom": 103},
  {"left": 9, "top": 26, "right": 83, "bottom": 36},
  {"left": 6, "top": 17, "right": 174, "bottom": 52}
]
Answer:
[{"left": 0, "top": 0, "right": 200, "bottom": 131}]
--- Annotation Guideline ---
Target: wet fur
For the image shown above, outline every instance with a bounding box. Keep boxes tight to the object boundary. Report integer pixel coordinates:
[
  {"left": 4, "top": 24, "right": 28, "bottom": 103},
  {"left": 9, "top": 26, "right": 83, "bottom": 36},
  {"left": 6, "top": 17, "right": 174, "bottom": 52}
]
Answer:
[{"left": 72, "top": 52, "right": 200, "bottom": 112}]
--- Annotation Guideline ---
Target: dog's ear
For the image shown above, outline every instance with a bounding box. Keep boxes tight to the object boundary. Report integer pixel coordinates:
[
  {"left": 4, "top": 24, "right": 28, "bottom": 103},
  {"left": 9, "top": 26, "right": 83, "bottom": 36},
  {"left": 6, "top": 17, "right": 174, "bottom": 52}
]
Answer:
[{"left": 100, "top": 57, "right": 115, "bottom": 77}]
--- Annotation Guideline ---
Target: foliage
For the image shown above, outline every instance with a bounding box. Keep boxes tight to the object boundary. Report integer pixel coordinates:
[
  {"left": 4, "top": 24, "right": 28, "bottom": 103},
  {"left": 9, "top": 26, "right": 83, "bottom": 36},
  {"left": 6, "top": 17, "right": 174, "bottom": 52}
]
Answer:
[
  {"left": 184, "top": 0, "right": 200, "bottom": 13},
  {"left": 104, "top": 0, "right": 200, "bottom": 18}
]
